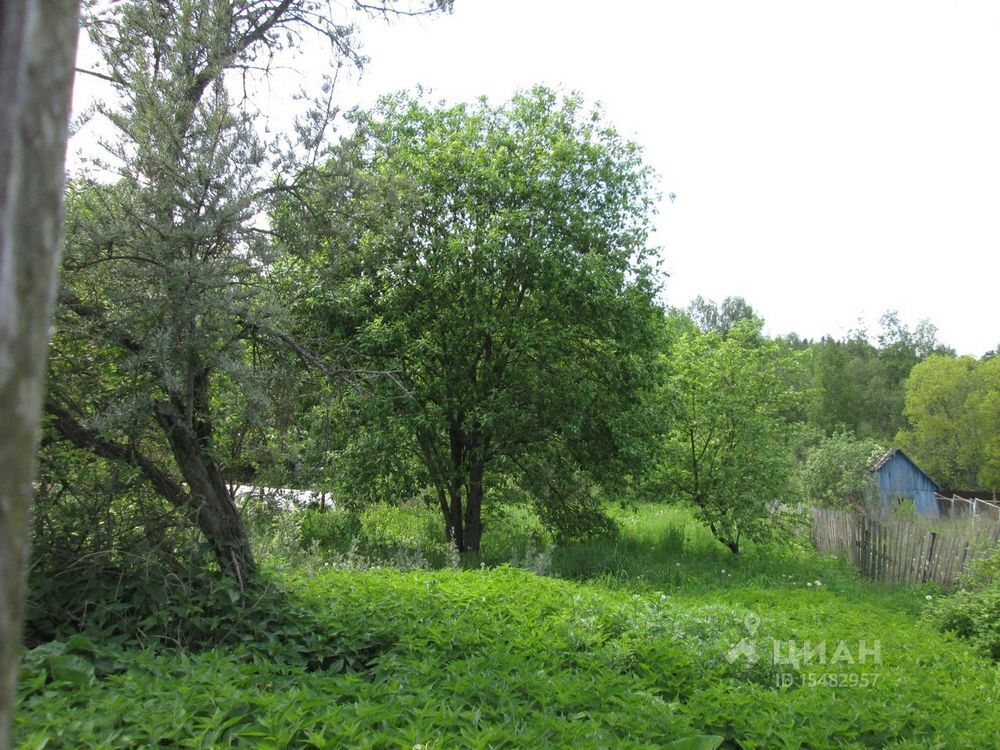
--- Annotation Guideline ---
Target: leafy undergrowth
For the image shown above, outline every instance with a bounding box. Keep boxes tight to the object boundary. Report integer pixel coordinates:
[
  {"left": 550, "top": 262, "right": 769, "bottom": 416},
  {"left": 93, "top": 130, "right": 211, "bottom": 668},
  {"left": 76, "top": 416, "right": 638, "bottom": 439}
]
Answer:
[{"left": 17, "top": 560, "right": 1000, "bottom": 749}]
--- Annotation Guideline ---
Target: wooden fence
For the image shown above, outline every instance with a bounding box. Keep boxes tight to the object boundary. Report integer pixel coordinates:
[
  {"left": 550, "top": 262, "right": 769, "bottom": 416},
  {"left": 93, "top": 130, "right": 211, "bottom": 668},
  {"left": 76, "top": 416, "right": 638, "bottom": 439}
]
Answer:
[{"left": 811, "top": 507, "right": 1000, "bottom": 589}]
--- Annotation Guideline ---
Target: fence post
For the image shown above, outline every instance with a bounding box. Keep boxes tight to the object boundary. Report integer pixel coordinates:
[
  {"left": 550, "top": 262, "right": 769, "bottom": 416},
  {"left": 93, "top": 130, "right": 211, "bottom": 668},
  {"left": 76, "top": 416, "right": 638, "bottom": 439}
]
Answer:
[{"left": 922, "top": 531, "right": 937, "bottom": 584}]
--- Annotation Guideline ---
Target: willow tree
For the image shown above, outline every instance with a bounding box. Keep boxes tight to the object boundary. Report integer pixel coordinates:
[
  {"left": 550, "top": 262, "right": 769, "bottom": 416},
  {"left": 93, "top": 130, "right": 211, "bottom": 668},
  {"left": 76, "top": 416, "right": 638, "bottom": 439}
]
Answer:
[
  {"left": 45, "top": 0, "right": 450, "bottom": 586},
  {"left": 278, "top": 88, "right": 663, "bottom": 552}
]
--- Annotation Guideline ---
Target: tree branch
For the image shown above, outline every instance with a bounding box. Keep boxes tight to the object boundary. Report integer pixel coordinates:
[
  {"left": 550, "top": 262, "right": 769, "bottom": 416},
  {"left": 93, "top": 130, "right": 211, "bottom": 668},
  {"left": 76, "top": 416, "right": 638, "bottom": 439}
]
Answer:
[
  {"left": 45, "top": 399, "right": 192, "bottom": 511},
  {"left": 58, "top": 292, "right": 144, "bottom": 353}
]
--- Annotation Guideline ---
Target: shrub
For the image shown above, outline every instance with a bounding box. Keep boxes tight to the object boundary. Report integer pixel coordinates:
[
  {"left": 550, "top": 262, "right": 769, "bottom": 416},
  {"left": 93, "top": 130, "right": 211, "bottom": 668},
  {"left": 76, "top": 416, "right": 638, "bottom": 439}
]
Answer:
[
  {"left": 798, "top": 430, "right": 884, "bottom": 511},
  {"left": 479, "top": 501, "right": 553, "bottom": 566},
  {"left": 926, "top": 545, "right": 1000, "bottom": 660}
]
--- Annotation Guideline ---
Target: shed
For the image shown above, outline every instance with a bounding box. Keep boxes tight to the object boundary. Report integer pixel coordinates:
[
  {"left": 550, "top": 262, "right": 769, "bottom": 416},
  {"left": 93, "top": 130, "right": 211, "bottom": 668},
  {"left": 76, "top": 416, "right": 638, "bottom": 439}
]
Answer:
[{"left": 869, "top": 449, "right": 941, "bottom": 519}]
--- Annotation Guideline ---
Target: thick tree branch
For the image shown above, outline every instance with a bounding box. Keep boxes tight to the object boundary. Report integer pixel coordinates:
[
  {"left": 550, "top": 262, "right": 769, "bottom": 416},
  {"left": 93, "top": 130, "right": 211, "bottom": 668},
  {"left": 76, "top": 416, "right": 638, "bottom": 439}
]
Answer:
[
  {"left": 246, "top": 321, "right": 413, "bottom": 397},
  {"left": 45, "top": 399, "right": 192, "bottom": 511}
]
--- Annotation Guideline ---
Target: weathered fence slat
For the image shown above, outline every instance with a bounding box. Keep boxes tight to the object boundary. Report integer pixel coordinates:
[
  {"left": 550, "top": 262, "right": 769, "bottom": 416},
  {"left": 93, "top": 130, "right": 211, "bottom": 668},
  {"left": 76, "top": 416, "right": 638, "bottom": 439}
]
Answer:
[{"left": 811, "top": 507, "right": 999, "bottom": 590}]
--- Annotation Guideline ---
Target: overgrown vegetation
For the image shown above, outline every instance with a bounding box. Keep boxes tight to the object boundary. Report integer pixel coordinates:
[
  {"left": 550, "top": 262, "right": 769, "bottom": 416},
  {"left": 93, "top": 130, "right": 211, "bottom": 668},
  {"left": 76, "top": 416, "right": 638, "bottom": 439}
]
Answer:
[
  {"left": 925, "top": 544, "right": 1000, "bottom": 660},
  {"left": 16, "top": 505, "right": 1000, "bottom": 748},
  {"left": 9, "top": 1, "right": 999, "bottom": 746}
]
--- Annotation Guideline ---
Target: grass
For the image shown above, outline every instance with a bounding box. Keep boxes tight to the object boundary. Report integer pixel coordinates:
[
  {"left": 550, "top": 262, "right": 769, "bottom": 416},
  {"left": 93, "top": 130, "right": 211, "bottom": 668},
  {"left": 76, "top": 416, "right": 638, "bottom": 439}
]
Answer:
[{"left": 16, "top": 504, "right": 1000, "bottom": 749}]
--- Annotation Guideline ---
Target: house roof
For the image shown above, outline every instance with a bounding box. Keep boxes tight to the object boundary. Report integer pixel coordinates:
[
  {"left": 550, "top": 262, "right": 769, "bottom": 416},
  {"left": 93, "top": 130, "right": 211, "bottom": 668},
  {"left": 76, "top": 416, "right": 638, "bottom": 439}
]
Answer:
[{"left": 868, "top": 448, "right": 941, "bottom": 490}]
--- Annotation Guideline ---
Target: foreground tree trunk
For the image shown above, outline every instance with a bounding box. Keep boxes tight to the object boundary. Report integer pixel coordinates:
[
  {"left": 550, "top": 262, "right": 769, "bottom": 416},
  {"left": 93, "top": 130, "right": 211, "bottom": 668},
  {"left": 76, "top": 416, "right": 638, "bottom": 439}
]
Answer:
[
  {"left": 464, "top": 461, "right": 485, "bottom": 553},
  {"left": 0, "top": 0, "right": 79, "bottom": 746}
]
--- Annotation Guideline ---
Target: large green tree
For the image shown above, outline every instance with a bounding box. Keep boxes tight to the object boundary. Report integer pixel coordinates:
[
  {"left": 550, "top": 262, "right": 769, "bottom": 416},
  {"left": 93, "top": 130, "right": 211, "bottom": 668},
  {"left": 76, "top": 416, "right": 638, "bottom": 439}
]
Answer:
[
  {"left": 658, "top": 320, "right": 802, "bottom": 553},
  {"left": 897, "top": 354, "right": 1000, "bottom": 491},
  {"left": 44, "top": 0, "right": 450, "bottom": 586},
  {"left": 279, "top": 88, "right": 662, "bottom": 552}
]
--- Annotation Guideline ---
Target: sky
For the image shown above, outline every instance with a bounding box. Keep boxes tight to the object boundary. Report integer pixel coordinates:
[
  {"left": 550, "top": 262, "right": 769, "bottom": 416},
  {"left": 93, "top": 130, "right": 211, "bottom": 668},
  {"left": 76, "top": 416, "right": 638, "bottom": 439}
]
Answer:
[{"left": 73, "top": 1, "right": 1000, "bottom": 355}]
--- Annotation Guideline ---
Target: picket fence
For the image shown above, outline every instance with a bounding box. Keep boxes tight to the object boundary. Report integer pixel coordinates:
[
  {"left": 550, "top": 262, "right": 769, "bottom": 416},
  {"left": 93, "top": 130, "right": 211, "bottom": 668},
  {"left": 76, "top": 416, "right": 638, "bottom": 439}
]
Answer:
[{"left": 811, "top": 507, "right": 1000, "bottom": 589}]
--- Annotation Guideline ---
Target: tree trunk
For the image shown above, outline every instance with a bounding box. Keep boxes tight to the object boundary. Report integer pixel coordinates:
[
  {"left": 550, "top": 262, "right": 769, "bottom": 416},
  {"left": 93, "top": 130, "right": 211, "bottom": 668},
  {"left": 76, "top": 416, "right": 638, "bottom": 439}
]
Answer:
[
  {"left": 709, "top": 523, "right": 741, "bottom": 554},
  {"left": 0, "top": 0, "right": 79, "bottom": 745},
  {"left": 463, "top": 460, "right": 484, "bottom": 553},
  {"left": 154, "top": 398, "right": 256, "bottom": 587}
]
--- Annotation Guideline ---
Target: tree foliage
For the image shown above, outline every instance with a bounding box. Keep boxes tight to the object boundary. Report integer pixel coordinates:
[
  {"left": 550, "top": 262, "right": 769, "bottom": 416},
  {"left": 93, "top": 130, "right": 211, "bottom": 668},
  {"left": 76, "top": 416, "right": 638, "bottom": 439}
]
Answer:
[
  {"left": 897, "top": 354, "right": 1000, "bottom": 491},
  {"left": 657, "top": 320, "right": 803, "bottom": 553},
  {"left": 42, "top": 0, "right": 450, "bottom": 586},
  {"left": 804, "top": 312, "right": 953, "bottom": 439},
  {"left": 278, "top": 88, "right": 663, "bottom": 551},
  {"left": 798, "top": 430, "right": 884, "bottom": 511},
  {"left": 687, "top": 295, "right": 761, "bottom": 337}
]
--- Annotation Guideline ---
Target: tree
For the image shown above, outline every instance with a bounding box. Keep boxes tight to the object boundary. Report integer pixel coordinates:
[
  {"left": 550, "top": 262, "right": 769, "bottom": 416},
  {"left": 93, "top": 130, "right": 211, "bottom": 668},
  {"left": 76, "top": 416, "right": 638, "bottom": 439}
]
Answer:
[
  {"left": 658, "top": 320, "right": 802, "bottom": 553},
  {"left": 687, "top": 295, "right": 760, "bottom": 336},
  {"left": 807, "top": 337, "right": 861, "bottom": 433},
  {"left": 0, "top": 0, "right": 80, "bottom": 744},
  {"left": 44, "top": 0, "right": 450, "bottom": 585},
  {"left": 967, "top": 356, "right": 1000, "bottom": 491},
  {"left": 897, "top": 354, "right": 1000, "bottom": 491},
  {"left": 802, "top": 313, "right": 955, "bottom": 440},
  {"left": 279, "top": 88, "right": 662, "bottom": 552},
  {"left": 798, "top": 430, "right": 884, "bottom": 511}
]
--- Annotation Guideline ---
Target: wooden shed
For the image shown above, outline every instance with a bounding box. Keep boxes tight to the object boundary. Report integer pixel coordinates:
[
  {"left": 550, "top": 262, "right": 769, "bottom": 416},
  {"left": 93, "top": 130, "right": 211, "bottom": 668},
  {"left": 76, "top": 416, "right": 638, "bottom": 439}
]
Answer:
[{"left": 870, "top": 449, "right": 941, "bottom": 519}]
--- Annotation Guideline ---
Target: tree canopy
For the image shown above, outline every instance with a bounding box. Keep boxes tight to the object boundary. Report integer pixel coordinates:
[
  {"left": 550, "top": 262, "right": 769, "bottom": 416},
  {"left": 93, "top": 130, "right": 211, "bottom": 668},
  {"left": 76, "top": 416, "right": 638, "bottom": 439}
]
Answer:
[
  {"left": 277, "top": 88, "right": 663, "bottom": 551},
  {"left": 897, "top": 354, "right": 1000, "bottom": 492},
  {"left": 41, "top": 0, "right": 451, "bottom": 586},
  {"left": 656, "top": 320, "right": 802, "bottom": 552}
]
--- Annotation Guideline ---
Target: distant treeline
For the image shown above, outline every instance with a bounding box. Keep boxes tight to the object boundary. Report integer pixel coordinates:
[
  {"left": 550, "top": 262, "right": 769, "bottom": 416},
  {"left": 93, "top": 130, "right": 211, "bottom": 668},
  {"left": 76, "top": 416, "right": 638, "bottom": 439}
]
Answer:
[{"left": 681, "top": 296, "right": 998, "bottom": 493}]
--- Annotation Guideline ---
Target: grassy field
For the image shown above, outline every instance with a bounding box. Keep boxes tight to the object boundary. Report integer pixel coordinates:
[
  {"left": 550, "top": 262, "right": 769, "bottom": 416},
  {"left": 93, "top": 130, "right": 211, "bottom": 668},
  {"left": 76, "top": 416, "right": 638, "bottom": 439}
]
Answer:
[{"left": 16, "top": 505, "right": 1000, "bottom": 749}]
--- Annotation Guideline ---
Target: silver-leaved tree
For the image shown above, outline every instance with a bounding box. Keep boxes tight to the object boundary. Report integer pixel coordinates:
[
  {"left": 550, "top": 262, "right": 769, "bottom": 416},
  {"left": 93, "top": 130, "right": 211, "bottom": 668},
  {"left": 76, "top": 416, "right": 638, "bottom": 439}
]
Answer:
[{"left": 44, "top": 0, "right": 450, "bottom": 587}]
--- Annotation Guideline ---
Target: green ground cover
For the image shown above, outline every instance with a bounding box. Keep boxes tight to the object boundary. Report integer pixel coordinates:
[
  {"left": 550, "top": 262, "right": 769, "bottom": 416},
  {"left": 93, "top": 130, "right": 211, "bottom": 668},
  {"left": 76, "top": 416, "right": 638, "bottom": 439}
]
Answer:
[{"left": 16, "top": 505, "right": 1000, "bottom": 749}]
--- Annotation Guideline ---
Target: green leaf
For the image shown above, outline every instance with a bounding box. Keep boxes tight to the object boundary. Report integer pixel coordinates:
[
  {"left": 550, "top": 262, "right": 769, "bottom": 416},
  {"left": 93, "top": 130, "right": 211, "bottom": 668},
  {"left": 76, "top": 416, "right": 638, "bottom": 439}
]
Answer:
[
  {"left": 664, "top": 736, "right": 725, "bottom": 750},
  {"left": 46, "top": 654, "right": 95, "bottom": 687}
]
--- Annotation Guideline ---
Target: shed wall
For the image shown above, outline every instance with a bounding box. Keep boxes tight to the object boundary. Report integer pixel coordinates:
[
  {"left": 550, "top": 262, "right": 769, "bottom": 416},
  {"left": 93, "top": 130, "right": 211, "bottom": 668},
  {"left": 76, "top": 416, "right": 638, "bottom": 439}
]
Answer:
[{"left": 876, "top": 453, "right": 940, "bottom": 519}]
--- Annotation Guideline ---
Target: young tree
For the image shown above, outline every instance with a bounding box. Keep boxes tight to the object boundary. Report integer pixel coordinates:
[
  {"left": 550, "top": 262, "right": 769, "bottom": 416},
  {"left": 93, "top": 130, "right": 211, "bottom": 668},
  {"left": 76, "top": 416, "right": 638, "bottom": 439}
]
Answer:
[
  {"left": 0, "top": 0, "right": 80, "bottom": 744},
  {"left": 279, "top": 88, "right": 662, "bottom": 552},
  {"left": 798, "top": 431, "right": 884, "bottom": 511},
  {"left": 659, "top": 320, "right": 802, "bottom": 553},
  {"left": 45, "top": 0, "right": 450, "bottom": 585}
]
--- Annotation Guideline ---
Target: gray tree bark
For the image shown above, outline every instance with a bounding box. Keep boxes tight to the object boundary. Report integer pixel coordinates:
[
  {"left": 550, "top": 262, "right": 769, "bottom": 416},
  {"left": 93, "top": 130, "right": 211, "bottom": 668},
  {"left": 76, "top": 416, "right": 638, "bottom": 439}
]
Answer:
[{"left": 0, "top": 0, "right": 80, "bottom": 746}]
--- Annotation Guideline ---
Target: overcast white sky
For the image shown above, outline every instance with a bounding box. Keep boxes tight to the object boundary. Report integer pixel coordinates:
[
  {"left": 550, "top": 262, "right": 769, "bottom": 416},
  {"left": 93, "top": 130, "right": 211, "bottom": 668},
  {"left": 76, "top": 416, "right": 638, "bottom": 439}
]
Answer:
[{"left": 74, "top": 1, "right": 1000, "bottom": 355}]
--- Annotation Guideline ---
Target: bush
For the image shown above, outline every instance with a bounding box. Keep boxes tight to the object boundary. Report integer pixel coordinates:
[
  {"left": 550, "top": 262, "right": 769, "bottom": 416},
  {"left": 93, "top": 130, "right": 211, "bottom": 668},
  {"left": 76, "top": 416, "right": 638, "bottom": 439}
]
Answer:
[
  {"left": 926, "top": 545, "right": 1000, "bottom": 660},
  {"left": 479, "top": 501, "right": 553, "bottom": 566},
  {"left": 26, "top": 442, "right": 223, "bottom": 648},
  {"left": 798, "top": 430, "right": 884, "bottom": 511},
  {"left": 252, "top": 501, "right": 460, "bottom": 571}
]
